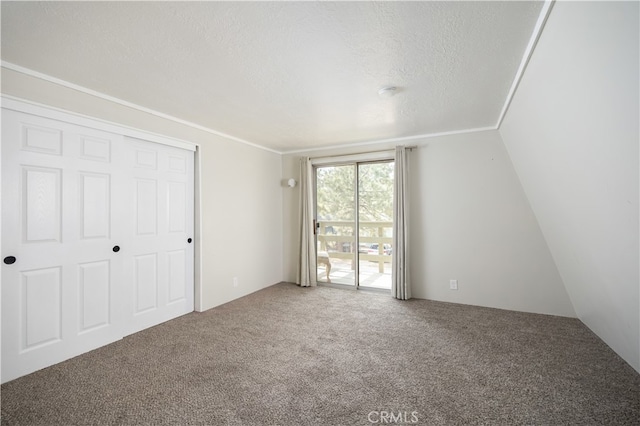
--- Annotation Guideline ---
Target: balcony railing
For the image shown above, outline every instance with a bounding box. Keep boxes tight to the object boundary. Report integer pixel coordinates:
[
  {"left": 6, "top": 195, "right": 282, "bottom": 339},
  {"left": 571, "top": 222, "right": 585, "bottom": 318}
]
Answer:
[{"left": 317, "top": 220, "right": 392, "bottom": 273}]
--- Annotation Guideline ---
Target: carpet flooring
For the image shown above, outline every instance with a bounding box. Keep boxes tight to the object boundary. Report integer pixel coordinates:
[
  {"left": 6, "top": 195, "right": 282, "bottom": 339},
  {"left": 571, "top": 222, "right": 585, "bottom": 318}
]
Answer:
[{"left": 1, "top": 282, "right": 639, "bottom": 425}]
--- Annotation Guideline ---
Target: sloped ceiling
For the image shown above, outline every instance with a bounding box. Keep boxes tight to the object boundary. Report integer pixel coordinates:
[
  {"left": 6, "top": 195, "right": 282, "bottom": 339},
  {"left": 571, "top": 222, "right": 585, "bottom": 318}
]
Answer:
[{"left": 1, "top": 1, "right": 543, "bottom": 152}]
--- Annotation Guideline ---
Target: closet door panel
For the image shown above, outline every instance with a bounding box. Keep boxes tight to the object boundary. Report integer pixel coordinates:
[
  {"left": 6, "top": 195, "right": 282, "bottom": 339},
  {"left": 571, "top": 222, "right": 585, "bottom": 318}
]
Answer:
[
  {"left": 1, "top": 110, "right": 125, "bottom": 383},
  {"left": 123, "top": 138, "right": 194, "bottom": 336}
]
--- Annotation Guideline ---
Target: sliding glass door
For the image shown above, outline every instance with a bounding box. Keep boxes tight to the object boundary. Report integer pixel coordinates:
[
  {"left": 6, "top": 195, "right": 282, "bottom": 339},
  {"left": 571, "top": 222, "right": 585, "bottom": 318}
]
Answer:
[{"left": 315, "top": 160, "right": 394, "bottom": 289}]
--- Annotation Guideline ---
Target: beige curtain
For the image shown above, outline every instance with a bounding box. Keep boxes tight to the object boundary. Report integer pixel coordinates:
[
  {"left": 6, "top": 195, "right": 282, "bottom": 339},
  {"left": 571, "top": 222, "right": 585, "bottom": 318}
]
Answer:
[
  {"left": 392, "top": 146, "right": 410, "bottom": 299},
  {"left": 297, "top": 157, "right": 317, "bottom": 287}
]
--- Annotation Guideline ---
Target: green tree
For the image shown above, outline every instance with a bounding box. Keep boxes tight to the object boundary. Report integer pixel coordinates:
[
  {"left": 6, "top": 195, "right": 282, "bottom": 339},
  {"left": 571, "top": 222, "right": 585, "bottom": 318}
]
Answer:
[
  {"left": 316, "top": 161, "right": 394, "bottom": 236},
  {"left": 316, "top": 165, "right": 355, "bottom": 222},
  {"left": 358, "top": 162, "right": 394, "bottom": 222}
]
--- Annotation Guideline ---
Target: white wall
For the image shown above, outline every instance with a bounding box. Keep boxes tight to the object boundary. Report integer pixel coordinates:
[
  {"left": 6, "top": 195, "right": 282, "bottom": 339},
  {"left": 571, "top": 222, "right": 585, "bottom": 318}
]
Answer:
[
  {"left": 1, "top": 67, "right": 284, "bottom": 311},
  {"left": 500, "top": 2, "right": 639, "bottom": 371},
  {"left": 282, "top": 130, "right": 576, "bottom": 317}
]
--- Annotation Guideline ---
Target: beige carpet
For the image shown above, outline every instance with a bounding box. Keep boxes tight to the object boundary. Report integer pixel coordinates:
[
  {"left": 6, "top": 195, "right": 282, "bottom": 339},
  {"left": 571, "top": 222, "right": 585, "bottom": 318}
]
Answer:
[{"left": 1, "top": 282, "right": 639, "bottom": 425}]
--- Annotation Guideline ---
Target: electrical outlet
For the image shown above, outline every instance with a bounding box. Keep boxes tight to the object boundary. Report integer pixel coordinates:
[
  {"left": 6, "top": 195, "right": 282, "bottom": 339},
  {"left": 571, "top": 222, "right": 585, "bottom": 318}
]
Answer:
[
  {"left": 233, "top": 277, "right": 239, "bottom": 288},
  {"left": 449, "top": 279, "right": 458, "bottom": 290}
]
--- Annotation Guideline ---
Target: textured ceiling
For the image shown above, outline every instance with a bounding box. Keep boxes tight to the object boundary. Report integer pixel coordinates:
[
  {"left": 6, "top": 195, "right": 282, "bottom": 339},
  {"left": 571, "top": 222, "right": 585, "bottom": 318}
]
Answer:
[{"left": 1, "top": 1, "right": 543, "bottom": 152}]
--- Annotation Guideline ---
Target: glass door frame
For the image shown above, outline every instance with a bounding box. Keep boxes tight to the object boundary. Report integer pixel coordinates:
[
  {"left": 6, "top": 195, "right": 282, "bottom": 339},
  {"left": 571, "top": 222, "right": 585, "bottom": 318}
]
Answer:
[{"left": 312, "top": 155, "right": 394, "bottom": 291}]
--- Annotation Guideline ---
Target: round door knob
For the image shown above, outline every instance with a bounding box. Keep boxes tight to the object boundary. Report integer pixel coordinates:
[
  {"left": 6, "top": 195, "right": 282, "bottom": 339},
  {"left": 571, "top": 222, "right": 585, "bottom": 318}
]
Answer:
[
  {"left": 4, "top": 256, "right": 16, "bottom": 265},
  {"left": 112, "top": 246, "right": 120, "bottom": 253},
  {"left": 187, "top": 238, "right": 192, "bottom": 243}
]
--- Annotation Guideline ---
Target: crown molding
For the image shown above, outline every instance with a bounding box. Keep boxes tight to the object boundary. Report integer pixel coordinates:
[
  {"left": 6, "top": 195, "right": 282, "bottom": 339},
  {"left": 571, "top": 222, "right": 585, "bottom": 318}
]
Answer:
[
  {"left": 496, "top": 0, "right": 554, "bottom": 128},
  {"left": 1, "top": 61, "right": 282, "bottom": 155},
  {"left": 280, "top": 126, "right": 497, "bottom": 155}
]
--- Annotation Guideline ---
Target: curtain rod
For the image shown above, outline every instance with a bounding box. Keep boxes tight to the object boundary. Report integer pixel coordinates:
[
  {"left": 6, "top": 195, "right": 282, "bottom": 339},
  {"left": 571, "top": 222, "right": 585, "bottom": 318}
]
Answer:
[{"left": 309, "top": 145, "right": 417, "bottom": 160}]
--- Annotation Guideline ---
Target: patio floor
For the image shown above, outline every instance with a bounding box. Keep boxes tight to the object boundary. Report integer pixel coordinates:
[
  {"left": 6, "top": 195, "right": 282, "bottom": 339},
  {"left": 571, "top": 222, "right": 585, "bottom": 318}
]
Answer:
[{"left": 317, "top": 258, "right": 391, "bottom": 289}]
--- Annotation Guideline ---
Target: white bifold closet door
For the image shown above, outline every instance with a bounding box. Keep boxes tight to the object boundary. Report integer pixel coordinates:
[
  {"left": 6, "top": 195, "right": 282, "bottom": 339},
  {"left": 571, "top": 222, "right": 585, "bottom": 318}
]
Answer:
[{"left": 1, "top": 109, "right": 194, "bottom": 383}]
